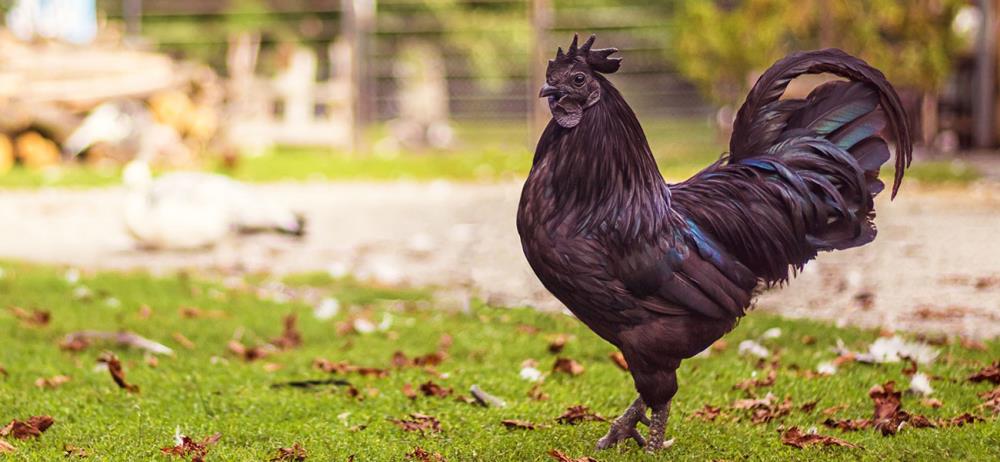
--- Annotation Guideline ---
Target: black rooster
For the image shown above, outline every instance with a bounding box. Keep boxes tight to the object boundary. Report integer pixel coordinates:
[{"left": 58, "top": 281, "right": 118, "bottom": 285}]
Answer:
[{"left": 517, "top": 35, "right": 911, "bottom": 452}]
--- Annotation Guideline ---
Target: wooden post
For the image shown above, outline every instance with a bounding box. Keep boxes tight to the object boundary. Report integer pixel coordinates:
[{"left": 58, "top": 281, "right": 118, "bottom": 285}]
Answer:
[
  {"left": 342, "top": 0, "right": 376, "bottom": 154},
  {"left": 530, "top": 0, "right": 553, "bottom": 138},
  {"left": 123, "top": 0, "right": 142, "bottom": 38},
  {"left": 973, "top": 0, "right": 996, "bottom": 148}
]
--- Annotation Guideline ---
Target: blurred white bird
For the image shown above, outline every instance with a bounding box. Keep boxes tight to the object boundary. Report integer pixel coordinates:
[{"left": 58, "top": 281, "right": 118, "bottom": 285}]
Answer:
[{"left": 122, "top": 160, "right": 305, "bottom": 250}]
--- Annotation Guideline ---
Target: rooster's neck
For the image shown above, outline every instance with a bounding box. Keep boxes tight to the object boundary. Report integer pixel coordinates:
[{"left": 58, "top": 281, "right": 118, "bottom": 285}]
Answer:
[{"left": 532, "top": 76, "right": 669, "bottom": 231}]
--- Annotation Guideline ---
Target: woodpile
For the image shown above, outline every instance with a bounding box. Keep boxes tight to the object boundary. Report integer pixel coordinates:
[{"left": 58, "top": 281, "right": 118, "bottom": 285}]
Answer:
[{"left": 0, "top": 32, "right": 228, "bottom": 173}]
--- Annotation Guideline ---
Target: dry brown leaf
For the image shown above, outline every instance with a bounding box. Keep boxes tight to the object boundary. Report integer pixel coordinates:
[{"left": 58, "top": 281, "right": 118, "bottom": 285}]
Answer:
[
  {"left": 548, "top": 334, "right": 569, "bottom": 354},
  {"left": 781, "top": 426, "right": 859, "bottom": 449},
  {"left": 920, "top": 398, "right": 943, "bottom": 408},
  {"left": 945, "top": 413, "right": 983, "bottom": 427},
  {"left": 270, "top": 314, "right": 302, "bottom": 350},
  {"left": 178, "top": 306, "right": 226, "bottom": 319},
  {"left": 419, "top": 381, "right": 452, "bottom": 398},
  {"left": 0, "top": 416, "right": 54, "bottom": 440},
  {"left": 160, "top": 432, "right": 221, "bottom": 460},
  {"left": 547, "top": 449, "right": 599, "bottom": 462},
  {"left": 528, "top": 383, "right": 550, "bottom": 401},
  {"left": 980, "top": 386, "right": 1000, "bottom": 414},
  {"left": 800, "top": 335, "right": 817, "bottom": 345},
  {"left": 271, "top": 442, "right": 307, "bottom": 461},
  {"left": 690, "top": 404, "right": 724, "bottom": 422},
  {"left": 97, "top": 352, "right": 139, "bottom": 393},
  {"left": 172, "top": 332, "right": 196, "bottom": 350},
  {"left": 63, "top": 444, "right": 89, "bottom": 458},
  {"left": 228, "top": 340, "right": 272, "bottom": 362},
  {"left": 608, "top": 352, "right": 628, "bottom": 371},
  {"left": 823, "top": 418, "right": 872, "bottom": 432},
  {"left": 390, "top": 413, "right": 441, "bottom": 434},
  {"left": 968, "top": 361, "right": 1000, "bottom": 385},
  {"left": 0, "top": 365, "right": 7, "bottom": 378},
  {"left": 733, "top": 363, "right": 777, "bottom": 391},
  {"left": 555, "top": 405, "right": 606, "bottom": 425},
  {"left": 406, "top": 446, "right": 446, "bottom": 462},
  {"left": 501, "top": 419, "right": 546, "bottom": 430},
  {"left": 8, "top": 307, "right": 50, "bottom": 327},
  {"left": 313, "top": 358, "right": 388, "bottom": 377},
  {"left": 402, "top": 383, "right": 418, "bottom": 400},
  {"left": 711, "top": 339, "right": 728, "bottom": 352},
  {"left": 731, "top": 393, "right": 792, "bottom": 424},
  {"left": 552, "top": 357, "right": 584, "bottom": 376},
  {"left": 34, "top": 375, "right": 71, "bottom": 389},
  {"left": 821, "top": 404, "right": 849, "bottom": 416},
  {"left": 959, "top": 337, "right": 987, "bottom": 351},
  {"left": 799, "top": 400, "right": 818, "bottom": 413},
  {"left": 0, "top": 439, "right": 14, "bottom": 453},
  {"left": 869, "top": 381, "right": 905, "bottom": 435}
]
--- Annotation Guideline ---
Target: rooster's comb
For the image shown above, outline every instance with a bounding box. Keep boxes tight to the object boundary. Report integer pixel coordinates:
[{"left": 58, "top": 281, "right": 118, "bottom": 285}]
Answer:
[{"left": 551, "top": 34, "right": 621, "bottom": 74}]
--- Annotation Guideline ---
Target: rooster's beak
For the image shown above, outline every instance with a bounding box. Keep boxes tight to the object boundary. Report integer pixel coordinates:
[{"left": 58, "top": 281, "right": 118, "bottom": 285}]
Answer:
[{"left": 539, "top": 84, "right": 560, "bottom": 99}]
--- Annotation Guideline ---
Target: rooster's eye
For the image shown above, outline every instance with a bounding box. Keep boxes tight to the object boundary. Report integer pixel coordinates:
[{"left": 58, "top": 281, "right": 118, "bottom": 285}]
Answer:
[{"left": 572, "top": 73, "right": 586, "bottom": 86}]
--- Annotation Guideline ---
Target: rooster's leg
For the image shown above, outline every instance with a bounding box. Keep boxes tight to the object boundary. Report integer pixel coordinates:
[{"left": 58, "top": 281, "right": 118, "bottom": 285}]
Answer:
[
  {"left": 595, "top": 396, "right": 647, "bottom": 449},
  {"left": 645, "top": 401, "right": 674, "bottom": 452}
]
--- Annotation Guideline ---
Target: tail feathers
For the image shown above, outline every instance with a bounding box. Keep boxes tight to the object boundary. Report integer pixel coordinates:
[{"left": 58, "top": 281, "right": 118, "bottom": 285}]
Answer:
[{"left": 730, "top": 48, "right": 911, "bottom": 198}]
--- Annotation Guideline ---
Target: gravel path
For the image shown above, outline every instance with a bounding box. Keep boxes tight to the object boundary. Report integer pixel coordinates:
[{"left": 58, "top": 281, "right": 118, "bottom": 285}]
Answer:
[{"left": 1, "top": 181, "right": 998, "bottom": 338}]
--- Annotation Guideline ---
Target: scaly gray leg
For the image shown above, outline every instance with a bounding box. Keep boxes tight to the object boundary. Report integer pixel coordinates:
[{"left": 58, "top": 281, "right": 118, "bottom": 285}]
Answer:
[
  {"left": 595, "top": 396, "right": 648, "bottom": 449},
  {"left": 645, "top": 401, "right": 674, "bottom": 453}
]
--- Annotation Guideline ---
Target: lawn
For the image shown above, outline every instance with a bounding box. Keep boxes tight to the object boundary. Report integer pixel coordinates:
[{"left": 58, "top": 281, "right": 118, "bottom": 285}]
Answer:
[
  {"left": 0, "top": 119, "right": 982, "bottom": 188},
  {"left": 0, "top": 262, "right": 997, "bottom": 461}
]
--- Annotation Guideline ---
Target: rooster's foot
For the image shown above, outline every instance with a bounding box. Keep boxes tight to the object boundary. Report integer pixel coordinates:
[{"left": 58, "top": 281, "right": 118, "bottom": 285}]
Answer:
[
  {"left": 596, "top": 397, "right": 647, "bottom": 449},
  {"left": 645, "top": 401, "right": 674, "bottom": 453}
]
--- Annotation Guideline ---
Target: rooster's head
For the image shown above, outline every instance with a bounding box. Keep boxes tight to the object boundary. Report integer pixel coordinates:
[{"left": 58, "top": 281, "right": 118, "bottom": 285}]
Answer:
[{"left": 540, "top": 34, "right": 621, "bottom": 128}]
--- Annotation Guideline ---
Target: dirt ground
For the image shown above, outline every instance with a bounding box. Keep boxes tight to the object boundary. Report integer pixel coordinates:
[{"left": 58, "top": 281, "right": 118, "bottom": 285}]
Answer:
[{"left": 1, "top": 180, "right": 998, "bottom": 338}]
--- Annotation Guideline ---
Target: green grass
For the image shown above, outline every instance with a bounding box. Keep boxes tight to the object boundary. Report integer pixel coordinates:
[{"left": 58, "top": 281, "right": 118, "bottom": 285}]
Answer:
[{"left": 0, "top": 262, "right": 997, "bottom": 460}]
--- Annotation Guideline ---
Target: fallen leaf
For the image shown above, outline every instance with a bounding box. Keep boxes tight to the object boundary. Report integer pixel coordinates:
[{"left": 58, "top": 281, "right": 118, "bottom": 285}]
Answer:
[
  {"left": 780, "top": 426, "right": 859, "bottom": 449},
  {"left": 527, "top": 383, "right": 549, "bottom": 401},
  {"left": 731, "top": 393, "right": 792, "bottom": 424},
  {"left": 501, "top": 419, "right": 545, "bottom": 430},
  {"left": 8, "top": 307, "right": 50, "bottom": 327},
  {"left": 547, "top": 449, "right": 599, "bottom": 462},
  {"left": 516, "top": 324, "right": 540, "bottom": 335},
  {"left": 959, "top": 337, "right": 987, "bottom": 351},
  {"left": 555, "top": 405, "right": 606, "bottom": 425},
  {"left": 271, "top": 442, "right": 307, "bottom": 461},
  {"left": 402, "top": 383, "right": 417, "bottom": 399},
  {"left": 390, "top": 413, "right": 441, "bottom": 433},
  {"left": 821, "top": 404, "right": 849, "bottom": 416},
  {"left": 97, "top": 352, "right": 139, "bottom": 393},
  {"left": 901, "top": 358, "right": 919, "bottom": 376},
  {"left": 178, "top": 306, "right": 226, "bottom": 319},
  {"left": 552, "top": 358, "right": 584, "bottom": 376},
  {"left": 980, "top": 386, "right": 1000, "bottom": 414},
  {"left": 869, "top": 381, "right": 905, "bottom": 435},
  {"left": 968, "top": 362, "right": 1000, "bottom": 384},
  {"left": 799, "top": 400, "right": 818, "bottom": 413},
  {"left": 920, "top": 398, "right": 943, "bottom": 408},
  {"left": 690, "top": 404, "right": 724, "bottom": 422},
  {"left": 734, "top": 362, "right": 777, "bottom": 391},
  {"left": 0, "top": 416, "right": 54, "bottom": 440},
  {"left": 227, "top": 340, "right": 272, "bottom": 361},
  {"left": 63, "top": 444, "right": 88, "bottom": 458},
  {"left": 172, "top": 332, "right": 196, "bottom": 350},
  {"left": 34, "top": 375, "right": 71, "bottom": 389},
  {"left": 270, "top": 314, "right": 302, "bottom": 350},
  {"left": 160, "top": 432, "right": 221, "bottom": 460},
  {"left": 406, "top": 446, "right": 446, "bottom": 461},
  {"left": 0, "top": 439, "right": 14, "bottom": 453},
  {"left": 0, "top": 365, "right": 7, "bottom": 378},
  {"left": 548, "top": 334, "right": 569, "bottom": 354},
  {"left": 313, "top": 358, "right": 388, "bottom": 377},
  {"left": 711, "top": 339, "right": 728, "bottom": 351},
  {"left": 146, "top": 355, "right": 160, "bottom": 368},
  {"left": 945, "top": 413, "right": 983, "bottom": 427},
  {"left": 608, "top": 352, "right": 628, "bottom": 371},
  {"left": 822, "top": 418, "right": 872, "bottom": 432},
  {"left": 800, "top": 335, "right": 817, "bottom": 345},
  {"left": 60, "top": 331, "right": 173, "bottom": 355},
  {"left": 419, "top": 381, "right": 452, "bottom": 398}
]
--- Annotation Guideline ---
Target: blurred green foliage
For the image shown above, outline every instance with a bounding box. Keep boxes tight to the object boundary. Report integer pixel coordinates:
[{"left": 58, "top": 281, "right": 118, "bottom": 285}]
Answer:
[{"left": 672, "top": 0, "right": 966, "bottom": 107}]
